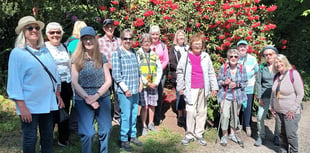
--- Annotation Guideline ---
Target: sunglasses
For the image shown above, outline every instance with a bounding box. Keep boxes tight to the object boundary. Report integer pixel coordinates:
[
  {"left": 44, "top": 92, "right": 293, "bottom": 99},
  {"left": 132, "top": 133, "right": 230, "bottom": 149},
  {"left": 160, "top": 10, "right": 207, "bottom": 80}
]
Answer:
[
  {"left": 25, "top": 26, "right": 40, "bottom": 31},
  {"left": 122, "top": 37, "right": 133, "bottom": 41},
  {"left": 264, "top": 53, "right": 274, "bottom": 57},
  {"left": 229, "top": 55, "right": 239, "bottom": 59},
  {"left": 49, "top": 31, "right": 61, "bottom": 35}
]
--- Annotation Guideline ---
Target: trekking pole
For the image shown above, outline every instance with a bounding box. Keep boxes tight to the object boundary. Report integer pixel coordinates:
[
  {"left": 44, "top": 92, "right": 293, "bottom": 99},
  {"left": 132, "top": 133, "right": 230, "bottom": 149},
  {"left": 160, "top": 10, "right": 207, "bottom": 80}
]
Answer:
[
  {"left": 233, "top": 101, "right": 244, "bottom": 148},
  {"left": 215, "top": 111, "right": 223, "bottom": 144}
]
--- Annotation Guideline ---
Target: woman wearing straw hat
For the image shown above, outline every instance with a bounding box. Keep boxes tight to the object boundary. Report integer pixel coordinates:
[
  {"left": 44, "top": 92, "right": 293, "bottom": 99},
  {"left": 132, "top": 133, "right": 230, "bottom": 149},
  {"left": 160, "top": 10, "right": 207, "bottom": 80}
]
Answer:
[{"left": 7, "top": 16, "right": 62, "bottom": 153}]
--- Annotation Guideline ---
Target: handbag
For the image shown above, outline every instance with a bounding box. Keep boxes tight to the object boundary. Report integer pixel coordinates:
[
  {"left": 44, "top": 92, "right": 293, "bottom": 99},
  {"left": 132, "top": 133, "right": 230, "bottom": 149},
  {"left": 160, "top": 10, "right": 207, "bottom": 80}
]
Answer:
[{"left": 59, "top": 108, "right": 69, "bottom": 123}]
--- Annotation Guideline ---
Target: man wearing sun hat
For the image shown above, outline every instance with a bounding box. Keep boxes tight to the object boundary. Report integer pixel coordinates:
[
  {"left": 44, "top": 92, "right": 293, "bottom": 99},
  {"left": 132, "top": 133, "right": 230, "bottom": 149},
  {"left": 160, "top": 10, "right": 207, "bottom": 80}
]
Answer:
[
  {"left": 98, "top": 19, "right": 122, "bottom": 125},
  {"left": 8, "top": 16, "right": 60, "bottom": 153},
  {"left": 235, "top": 40, "right": 259, "bottom": 138}
]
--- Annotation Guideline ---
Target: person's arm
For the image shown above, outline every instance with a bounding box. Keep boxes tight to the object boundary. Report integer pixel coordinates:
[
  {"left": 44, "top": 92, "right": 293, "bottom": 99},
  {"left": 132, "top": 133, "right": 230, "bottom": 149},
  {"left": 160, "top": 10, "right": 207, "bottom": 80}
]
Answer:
[
  {"left": 71, "top": 64, "right": 89, "bottom": 102},
  {"left": 291, "top": 70, "right": 305, "bottom": 113},
  {"left": 155, "top": 55, "right": 163, "bottom": 86},
  {"left": 206, "top": 54, "right": 219, "bottom": 91},
  {"left": 161, "top": 43, "right": 169, "bottom": 69},
  {"left": 256, "top": 65, "right": 263, "bottom": 99},
  {"left": 240, "top": 65, "right": 248, "bottom": 89},
  {"left": 176, "top": 55, "right": 186, "bottom": 94},
  {"left": 111, "top": 50, "right": 128, "bottom": 92}
]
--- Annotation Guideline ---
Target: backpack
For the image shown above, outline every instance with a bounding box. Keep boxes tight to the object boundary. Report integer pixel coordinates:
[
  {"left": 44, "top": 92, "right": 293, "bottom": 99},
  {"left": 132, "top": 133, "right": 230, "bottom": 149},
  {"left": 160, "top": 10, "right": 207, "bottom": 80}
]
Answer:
[{"left": 63, "top": 37, "right": 78, "bottom": 49}]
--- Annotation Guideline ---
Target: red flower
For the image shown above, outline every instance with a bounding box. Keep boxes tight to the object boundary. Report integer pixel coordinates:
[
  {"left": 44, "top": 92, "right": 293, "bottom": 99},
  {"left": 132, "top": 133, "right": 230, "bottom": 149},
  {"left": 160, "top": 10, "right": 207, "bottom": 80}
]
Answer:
[
  {"left": 233, "top": 3, "right": 241, "bottom": 8},
  {"left": 281, "top": 40, "right": 287, "bottom": 44},
  {"left": 204, "top": 15, "right": 209, "bottom": 20},
  {"left": 227, "top": 18, "right": 236, "bottom": 23},
  {"left": 266, "top": 5, "right": 277, "bottom": 12},
  {"left": 225, "top": 23, "right": 231, "bottom": 29},
  {"left": 124, "top": 16, "right": 129, "bottom": 20},
  {"left": 251, "top": 6, "right": 257, "bottom": 11},
  {"left": 259, "top": 5, "right": 266, "bottom": 9},
  {"left": 144, "top": 10, "right": 154, "bottom": 17},
  {"left": 224, "top": 41, "right": 231, "bottom": 46},
  {"left": 219, "top": 35, "right": 225, "bottom": 39},
  {"left": 171, "top": 4, "right": 178, "bottom": 10},
  {"left": 167, "top": 75, "right": 172, "bottom": 79},
  {"left": 251, "top": 22, "right": 261, "bottom": 28},
  {"left": 109, "top": 7, "right": 116, "bottom": 12},
  {"left": 254, "top": 15, "right": 259, "bottom": 20},
  {"left": 114, "top": 21, "right": 120, "bottom": 26},
  {"left": 111, "top": 1, "right": 119, "bottom": 5},
  {"left": 222, "top": 3, "right": 231, "bottom": 10},
  {"left": 246, "top": 36, "right": 252, "bottom": 40},
  {"left": 216, "top": 21, "right": 222, "bottom": 25},
  {"left": 99, "top": 6, "right": 106, "bottom": 10},
  {"left": 282, "top": 45, "right": 286, "bottom": 49},
  {"left": 249, "top": 30, "right": 253, "bottom": 35},
  {"left": 196, "top": 22, "right": 201, "bottom": 27},
  {"left": 237, "top": 20, "right": 245, "bottom": 25},
  {"left": 248, "top": 16, "right": 255, "bottom": 21},
  {"left": 216, "top": 46, "right": 221, "bottom": 50},
  {"left": 254, "top": 0, "right": 260, "bottom": 3},
  {"left": 163, "top": 16, "right": 171, "bottom": 20},
  {"left": 186, "top": 27, "right": 191, "bottom": 31}
]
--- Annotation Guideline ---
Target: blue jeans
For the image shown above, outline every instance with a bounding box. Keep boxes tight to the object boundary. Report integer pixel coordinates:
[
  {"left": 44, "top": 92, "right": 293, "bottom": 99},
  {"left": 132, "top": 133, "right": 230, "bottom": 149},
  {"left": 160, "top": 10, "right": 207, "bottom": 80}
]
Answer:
[
  {"left": 75, "top": 96, "right": 112, "bottom": 153},
  {"left": 117, "top": 93, "right": 139, "bottom": 142},
  {"left": 242, "top": 94, "right": 254, "bottom": 127},
  {"left": 21, "top": 113, "right": 54, "bottom": 153}
]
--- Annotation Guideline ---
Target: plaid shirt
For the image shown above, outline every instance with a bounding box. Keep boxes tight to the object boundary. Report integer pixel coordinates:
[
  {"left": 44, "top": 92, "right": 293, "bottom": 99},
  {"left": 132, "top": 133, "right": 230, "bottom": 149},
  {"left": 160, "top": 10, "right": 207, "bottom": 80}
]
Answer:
[
  {"left": 217, "top": 63, "right": 248, "bottom": 104},
  {"left": 98, "top": 35, "right": 121, "bottom": 66},
  {"left": 112, "top": 46, "right": 141, "bottom": 94}
]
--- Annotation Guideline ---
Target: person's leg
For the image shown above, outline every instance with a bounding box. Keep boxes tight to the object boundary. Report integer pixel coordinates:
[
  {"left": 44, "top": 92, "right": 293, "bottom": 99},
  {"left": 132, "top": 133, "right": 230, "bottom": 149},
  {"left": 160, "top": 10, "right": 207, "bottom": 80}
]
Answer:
[
  {"left": 75, "top": 99, "right": 95, "bottom": 153},
  {"left": 154, "top": 79, "right": 164, "bottom": 125},
  {"left": 277, "top": 113, "right": 288, "bottom": 153},
  {"left": 39, "top": 113, "right": 54, "bottom": 153},
  {"left": 129, "top": 94, "right": 139, "bottom": 139},
  {"left": 111, "top": 71, "right": 121, "bottom": 123},
  {"left": 96, "top": 96, "right": 112, "bottom": 153},
  {"left": 220, "top": 99, "right": 231, "bottom": 146},
  {"left": 256, "top": 100, "right": 269, "bottom": 139},
  {"left": 148, "top": 106, "right": 155, "bottom": 125},
  {"left": 117, "top": 93, "right": 131, "bottom": 142},
  {"left": 58, "top": 82, "right": 72, "bottom": 144},
  {"left": 243, "top": 94, "right": 254, "bottom": 136},
  {"left": 21, "top": 114, "right": 39, "bottom": 153},
  {"left": 139, "top": 89, "right": 147, "bottom": 127},
  {"left": 184, "top": 88, "right": 199, "bottom": 140},
  {"left": 194, "top": 88, "right": 207, "bottom": 138},
  {"left": 284, "top": 113, "right": 301, "bottom": 153}
]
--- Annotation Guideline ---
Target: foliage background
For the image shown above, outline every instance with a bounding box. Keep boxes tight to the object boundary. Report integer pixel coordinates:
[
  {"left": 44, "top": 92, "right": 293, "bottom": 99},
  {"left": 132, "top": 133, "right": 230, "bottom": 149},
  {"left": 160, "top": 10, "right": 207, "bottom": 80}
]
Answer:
[{"left": 1, "top": 0, "right": 309, "bottom": 120}]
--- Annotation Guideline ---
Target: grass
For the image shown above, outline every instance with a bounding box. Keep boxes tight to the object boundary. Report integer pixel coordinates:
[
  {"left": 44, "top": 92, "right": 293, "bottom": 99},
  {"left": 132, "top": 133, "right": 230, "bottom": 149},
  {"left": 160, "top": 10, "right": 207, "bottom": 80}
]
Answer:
[{"left": 0, "top": 95, "right": 217, "bottom": 153}]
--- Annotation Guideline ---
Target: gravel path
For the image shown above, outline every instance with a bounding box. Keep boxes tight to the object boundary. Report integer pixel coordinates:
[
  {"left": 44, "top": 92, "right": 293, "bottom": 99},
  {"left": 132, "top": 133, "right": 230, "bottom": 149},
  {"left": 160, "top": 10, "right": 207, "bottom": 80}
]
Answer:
[{"left": 159, "top": 101, "right": 310, "bottom": 153}]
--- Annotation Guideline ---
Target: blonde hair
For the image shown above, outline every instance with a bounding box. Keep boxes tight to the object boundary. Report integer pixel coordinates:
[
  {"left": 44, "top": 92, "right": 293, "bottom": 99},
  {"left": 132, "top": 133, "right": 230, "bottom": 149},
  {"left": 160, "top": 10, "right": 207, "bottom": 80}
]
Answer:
[
  {"left": 173, "top": 30, "right": 187, "bottom": 45},
  {"left": 71, "top": 36, "right": 102, "bottom": 72},
  {"left": 227, "top": 49, "right": 240, "bottom": 57},
  {"left": 272, "top": 54, "right": 293, "bottom": 73},
  {"left": 72, "top": 21, "right": 87, "bottom": 38},
  {"left": 15, "top": 30, "right": 44, "bottom": 48},
  {"left": 189, "top": 33, "right": 205, "bottom": 51},
  {"left": 149, "top": 25, "right": 160, "bottom": 34}
]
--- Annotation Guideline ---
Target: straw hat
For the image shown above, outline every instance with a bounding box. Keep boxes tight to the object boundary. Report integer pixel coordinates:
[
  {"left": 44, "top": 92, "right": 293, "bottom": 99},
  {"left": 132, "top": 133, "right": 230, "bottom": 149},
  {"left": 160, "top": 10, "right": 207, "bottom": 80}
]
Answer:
[{"left": 15, "top": 16, "right": 44, "bottom": 34}]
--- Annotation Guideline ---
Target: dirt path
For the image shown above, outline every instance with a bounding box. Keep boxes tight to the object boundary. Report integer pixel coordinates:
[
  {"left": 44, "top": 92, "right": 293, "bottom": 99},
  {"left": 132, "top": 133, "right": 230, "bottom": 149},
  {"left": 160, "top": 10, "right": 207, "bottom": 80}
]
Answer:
[{"left": 158, "top": 101, "right": 310, "bottom": 153}]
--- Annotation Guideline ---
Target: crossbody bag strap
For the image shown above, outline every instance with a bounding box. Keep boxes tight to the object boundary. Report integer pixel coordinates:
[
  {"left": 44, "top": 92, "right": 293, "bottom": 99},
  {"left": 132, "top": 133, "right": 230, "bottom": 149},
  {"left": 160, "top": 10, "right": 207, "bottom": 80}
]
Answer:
[{"left": 25, "top": 48, "right": 56, "bottom": 92}]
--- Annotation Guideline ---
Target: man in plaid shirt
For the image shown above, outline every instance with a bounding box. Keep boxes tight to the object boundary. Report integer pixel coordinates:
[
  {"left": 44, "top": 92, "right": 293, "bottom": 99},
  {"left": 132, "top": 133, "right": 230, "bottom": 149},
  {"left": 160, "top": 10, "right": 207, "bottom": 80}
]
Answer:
[{"left": 99, "top": 19, "right": 121, "bottom": 124}]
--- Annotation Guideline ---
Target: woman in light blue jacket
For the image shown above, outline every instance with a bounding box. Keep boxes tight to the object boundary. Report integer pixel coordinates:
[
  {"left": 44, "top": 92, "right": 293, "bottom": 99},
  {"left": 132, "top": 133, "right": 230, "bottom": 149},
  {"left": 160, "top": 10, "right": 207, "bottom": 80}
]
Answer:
[{"left": 176, "top": 33, "right": 218, "bottom": 146}]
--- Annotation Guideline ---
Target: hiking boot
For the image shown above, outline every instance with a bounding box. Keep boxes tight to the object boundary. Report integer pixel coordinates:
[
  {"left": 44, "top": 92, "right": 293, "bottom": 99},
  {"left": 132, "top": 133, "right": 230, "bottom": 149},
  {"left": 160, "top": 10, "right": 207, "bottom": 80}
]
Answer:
[
  {"left": 148, "top": 123, "right": 157, "bottom": 132},
  {"left": 220, "top": 136, "right": 227, "bottom": 146},
  {"left": 177, "top": 117, "right": 186, "bottom": 127},
  {"left": 229, "top": 134, "right": 242, "bottom": 144},
  {"left": 246, "top": 127, "right": 252, "bottom": 137},
  {"left": 181, "top": 137, "right": 194, "bottom": 145},
  {"left": 274, "top": 136, "right": 280, "bottom": 146},
  {"left": 254, "top": 137, "right": 263, "bottom": 147},
  {"left": 197, "top": 137, "right": 207, "bottom": 146},
  {"left": 142, "top": 126, "right": 148, "bottom": 136},
  {"left": 130, "top": 137, "right": 143, "bottom": 146},
  {"left": 57, "top": 141, "right": 70, "bottom": 147},
  {"left": 121, "top": 141, "right": 132, "bottom": 152}
]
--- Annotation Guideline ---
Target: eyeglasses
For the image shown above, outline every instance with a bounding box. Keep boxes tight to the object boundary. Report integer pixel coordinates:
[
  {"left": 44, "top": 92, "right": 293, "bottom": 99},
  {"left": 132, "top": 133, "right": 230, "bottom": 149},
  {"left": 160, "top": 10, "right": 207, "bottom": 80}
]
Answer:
[
  {"left": 264, "top": 53, "right": 274, "bottom": 57},
  {"left": 122, "top": 37, "right": 133, "bottom": 41},
  {"left": 142, "top": 41, "right": 151, "bottom": 44},
  {"left": 192, "top": 43, "right": 202, "bottom": 46},
  {"left": 229, "top": 55, "right": 239, "bottom": 59},
  {"left": 49, "top": 31, "right": 61, "bottom": 35},
  {"left": 25, "top": 26, "right": 40, "bottom": 31}
]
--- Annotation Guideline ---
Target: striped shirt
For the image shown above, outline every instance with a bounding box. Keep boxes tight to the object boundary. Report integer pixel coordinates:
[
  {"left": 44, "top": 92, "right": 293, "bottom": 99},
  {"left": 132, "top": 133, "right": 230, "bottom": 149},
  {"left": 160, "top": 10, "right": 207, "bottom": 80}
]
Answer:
[
  {"left": 112, "top": 46, "right": 141, "bottom": 94},
  {"left": 238, "top": 54, "right": 259, "bottom": 94}
]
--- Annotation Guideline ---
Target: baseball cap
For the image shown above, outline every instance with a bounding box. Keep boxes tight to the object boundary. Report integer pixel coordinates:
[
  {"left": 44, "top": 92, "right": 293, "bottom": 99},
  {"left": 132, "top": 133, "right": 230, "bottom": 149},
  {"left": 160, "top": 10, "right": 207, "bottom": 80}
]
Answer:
[{"left": 237, "top": 40, "right": 248, "bottom": 46}]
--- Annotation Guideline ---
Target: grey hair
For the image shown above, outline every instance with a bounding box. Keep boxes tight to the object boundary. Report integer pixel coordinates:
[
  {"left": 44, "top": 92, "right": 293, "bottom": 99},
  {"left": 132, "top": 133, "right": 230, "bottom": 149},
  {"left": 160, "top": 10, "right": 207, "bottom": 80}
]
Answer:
[
  {"left": 149, "top": 25, "right": 160, "bottom": 34},
  {"left": 173, "top": 29, "right": 187, "bottom": 45},
  {"left": 45, "top": 22, "right": 64, "bottom": 36},
  {"left": 272, "top": 54, "right": 293, "bottom": 73},
  {"left": 15, "top": 30, "right": 45, "bottom": 48},
  {"left": 139, "top": 33, "right": 152, "bottom": 43},
  {"left": 120, "top": 29, "right": 134, "bottom": 39},
  {"left": 227, "top": 49, "right": 240, "bottom": 57}
]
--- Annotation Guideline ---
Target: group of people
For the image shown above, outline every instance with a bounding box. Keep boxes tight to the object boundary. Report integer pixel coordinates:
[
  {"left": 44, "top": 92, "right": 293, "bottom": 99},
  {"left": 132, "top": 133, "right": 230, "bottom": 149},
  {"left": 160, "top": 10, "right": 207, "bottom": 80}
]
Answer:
[{"left": 7, "top": 15, "right": 304, "bottom": 153}]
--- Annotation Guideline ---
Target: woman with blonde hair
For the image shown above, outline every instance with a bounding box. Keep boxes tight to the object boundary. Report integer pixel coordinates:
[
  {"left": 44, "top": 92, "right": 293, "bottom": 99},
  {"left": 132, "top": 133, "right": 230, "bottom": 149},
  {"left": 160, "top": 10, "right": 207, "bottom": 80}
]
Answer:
[
  {"left": 270, "top": 54, "right": 304, "bottom": 153},
  {"left": 67, "top": 20, "right": 87, "bottom": 55},
  {"left": 71, "top": 26, "right": 112, "bottom": 153}
]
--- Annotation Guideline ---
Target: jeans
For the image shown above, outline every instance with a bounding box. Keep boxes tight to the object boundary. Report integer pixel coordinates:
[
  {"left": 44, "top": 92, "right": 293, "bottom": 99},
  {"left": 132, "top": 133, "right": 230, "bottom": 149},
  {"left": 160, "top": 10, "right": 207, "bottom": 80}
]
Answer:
[
  {"left": 117, "top": 93, "right": 139, "bottom": 142},
  {"left": 276, "top": 113, "right": 301, "bottom": 153},
  {"left": 242, "top": 94, "right": 254, "bottom": 127},
  {"left": 21, "top": 113, "right": 54, "bottom": 153},
  {"left": 75, "top": 96, "right": 112, "bottom": 153}
]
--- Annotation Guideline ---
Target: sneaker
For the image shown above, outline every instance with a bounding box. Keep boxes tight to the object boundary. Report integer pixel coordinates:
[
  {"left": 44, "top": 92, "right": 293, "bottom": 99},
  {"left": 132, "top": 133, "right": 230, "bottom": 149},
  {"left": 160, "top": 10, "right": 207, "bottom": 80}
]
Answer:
[
  {"left": 177, "top": 117, "right": 185, "bottom": 127},
  {"left": 254, "top": 137, "right": 263, "bottom": 147},
  {"left": 246, "top": 127, "right": 252, "bottom": 137},
  {"left": 113, "top": 118, "right": 120, "bottom": 125},
  {"left": 130, "top": 137, "right": 143, "bottom": 146},
  {"left": 274, "top": 136, "right": 280, "bottom": 146},
  {"left": 220, "top": 136, "right": 227, "bottom": 146},
  {"left": 148, "top": 123, "right": 157, "bottom": 132},
  {"left": 142, "top": 126, "right": 148, "bottom": 136},
  {"left": 229, "top": 134, "right": 242, "bottom": 144},
  {"left": 181, "top": 137, "right": 194, "bottom": 145},
  {"left": 57, "top": 141, "right": 69, "bottom": 147},
  {"left": 121, "top": 141, "right": 133, "bottom": 152},
  {"left": 197, "top": 137, "right": 207, "bottom": 146}
]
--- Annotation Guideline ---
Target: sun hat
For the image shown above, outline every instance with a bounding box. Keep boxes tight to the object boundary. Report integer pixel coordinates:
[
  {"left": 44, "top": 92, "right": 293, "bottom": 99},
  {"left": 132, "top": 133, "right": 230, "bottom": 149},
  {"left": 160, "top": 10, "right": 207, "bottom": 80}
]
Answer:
[
  {"left": 237, "top": 40, "right": 248, "bottom": 46},
  {"left": 45, "top": 22, "right": 64, "bottom": 35},
  {"left": 261, "top": 45, "right": 278, "bottom": 57},
  {"left": 80, "top": 26, "right": 96, "bottom": 38},
  {"left": 102, "top": 19, "right": 114, "bottom": 27},
  {"left": 15, "top": 16, "right": 44, "bottom": 34}
]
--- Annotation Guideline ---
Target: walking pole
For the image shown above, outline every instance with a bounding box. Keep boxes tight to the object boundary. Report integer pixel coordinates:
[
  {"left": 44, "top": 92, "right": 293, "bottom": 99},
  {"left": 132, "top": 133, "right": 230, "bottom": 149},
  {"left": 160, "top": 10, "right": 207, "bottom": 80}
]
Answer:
[
  {"left": 233, "top": 101, "right": 244, "bottom": 148},
  {"left": 215, "top": 111, "right": 223, "bottom": 144}
]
